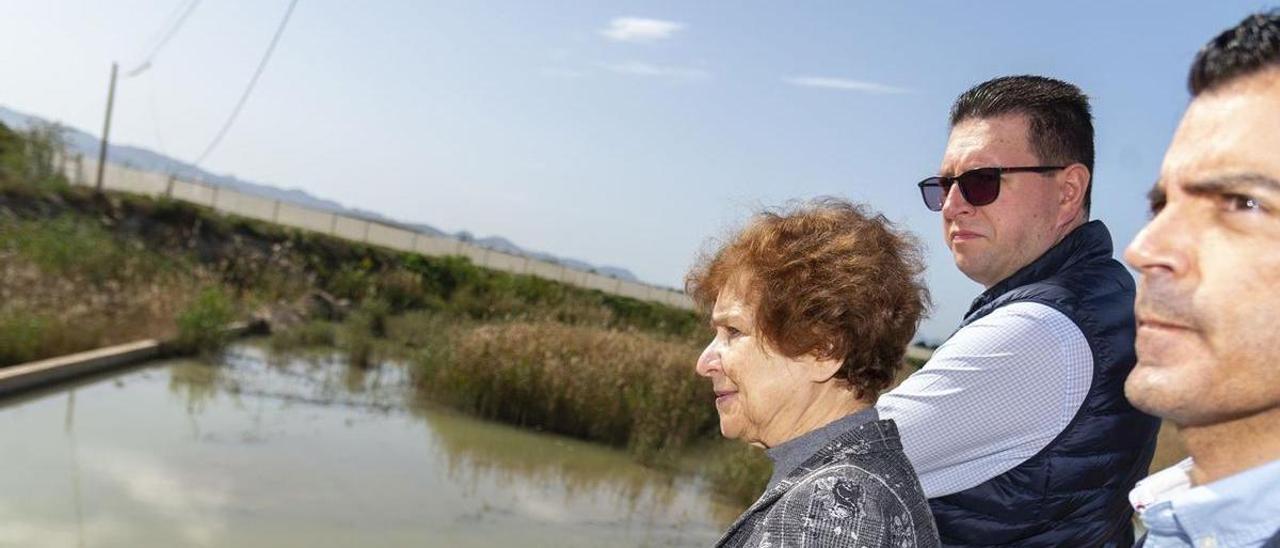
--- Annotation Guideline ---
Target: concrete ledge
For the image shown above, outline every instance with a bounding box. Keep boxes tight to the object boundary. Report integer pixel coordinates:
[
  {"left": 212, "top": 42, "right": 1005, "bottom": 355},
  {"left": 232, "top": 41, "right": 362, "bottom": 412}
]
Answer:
[
  {"left": 0, "top": 320, "right": 264, "bottom": 398},
  {"left": 0, "top": 339, "right": 162, "bottom": 398}
]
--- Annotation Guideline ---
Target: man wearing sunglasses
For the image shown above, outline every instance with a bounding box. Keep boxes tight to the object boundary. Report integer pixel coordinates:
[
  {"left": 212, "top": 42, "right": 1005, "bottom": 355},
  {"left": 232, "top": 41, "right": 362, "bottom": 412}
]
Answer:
[
  {"left": 877, "top": 75, "right": 1160, "bottom": 546},
  {"left": 1125, "top": 10, "right": 1280, "bottom": 547}
]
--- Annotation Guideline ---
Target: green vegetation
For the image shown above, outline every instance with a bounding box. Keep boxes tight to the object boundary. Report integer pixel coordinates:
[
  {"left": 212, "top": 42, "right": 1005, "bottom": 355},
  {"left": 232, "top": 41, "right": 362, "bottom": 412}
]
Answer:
[
  {"left": 338, "top": 300, "right": 390, "bottom": 368},
  {"left": 268, "top": 320, "right": 336, "bottom": 351},
  {"left": 1, "top": 216, "right": 173, "bottom": 284},
  {"left": 701, "top": 440, "right": 773, "bottom": 505},
  {"left": 173, "top": 287, "right": 237, "bottom": 354},
  {"left": 315, "top": 252, "right": 701, "bottom": 341},
  {"left": 0, "top": 213, "right": 202, "bottom": 364},
  {"left": 0, "top": 315, "right": 51, "bottom": 366},
  {"left": 0, "top": 121, "right": 67, "bottom": 189}
]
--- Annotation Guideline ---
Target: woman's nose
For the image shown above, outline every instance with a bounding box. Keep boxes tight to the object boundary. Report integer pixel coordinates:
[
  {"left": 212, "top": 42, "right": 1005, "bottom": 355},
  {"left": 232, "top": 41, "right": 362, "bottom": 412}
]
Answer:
[{"left": 695, "top": 341, "right": 720, "bottom": 378}]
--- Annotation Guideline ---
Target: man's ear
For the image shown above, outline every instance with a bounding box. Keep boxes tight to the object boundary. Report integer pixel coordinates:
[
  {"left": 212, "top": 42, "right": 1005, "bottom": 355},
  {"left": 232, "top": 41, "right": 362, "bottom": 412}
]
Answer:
[{"left": 1058, "top": 163, "right": 1090, "bottom": 225}]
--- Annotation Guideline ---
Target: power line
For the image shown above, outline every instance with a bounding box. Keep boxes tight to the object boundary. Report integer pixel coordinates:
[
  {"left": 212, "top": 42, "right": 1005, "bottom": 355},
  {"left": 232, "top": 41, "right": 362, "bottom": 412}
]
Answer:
[
  {"left": 138, "top": 0, "right": 192, "bottom": 59},
  {"left": 127, "top": 0, "right": 202, "bottom": 77},
  {"left": 126, "top": 0, "right": 203, "bottom": 169},
  {"left": 193, "top": 0, "right": 301, "bottom": 167},
  {"left": 148, "top": 83, "right": 172, "bottom": 164}
]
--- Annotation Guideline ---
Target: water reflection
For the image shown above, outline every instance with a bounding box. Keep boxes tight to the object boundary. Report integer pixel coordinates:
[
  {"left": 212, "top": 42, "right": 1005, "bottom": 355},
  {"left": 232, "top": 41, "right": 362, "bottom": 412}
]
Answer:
[
  {"left": 421, "top": 400, "right": 730, "bottom": 540},
  {"left": 0, "top": 342, "right": 737, "bottom": 547},
  {"left": 65, "top": 390, "right": 85, "bottom": 548}
]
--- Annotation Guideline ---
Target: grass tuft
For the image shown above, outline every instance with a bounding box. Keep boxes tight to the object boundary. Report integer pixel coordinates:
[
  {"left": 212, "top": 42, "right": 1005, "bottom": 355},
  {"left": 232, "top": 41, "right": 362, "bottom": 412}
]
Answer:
[
  {"left": 268, "top": 320, "right": 337, "bottom": 351},
  {"left": 0, "top": 315, "right": 51, "bottom": 365}
]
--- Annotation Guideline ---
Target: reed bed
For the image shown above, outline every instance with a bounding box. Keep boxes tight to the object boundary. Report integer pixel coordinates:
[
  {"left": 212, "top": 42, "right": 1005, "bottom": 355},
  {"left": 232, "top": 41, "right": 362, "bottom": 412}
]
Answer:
[{"left": 416, "top": 321, "right": 719, "bottom": 462}]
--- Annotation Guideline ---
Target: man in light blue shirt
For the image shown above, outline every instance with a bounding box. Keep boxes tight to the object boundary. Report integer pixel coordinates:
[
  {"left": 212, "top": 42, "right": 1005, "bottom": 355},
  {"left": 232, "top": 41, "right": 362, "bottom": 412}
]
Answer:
[
  {"left": 1124, "top": 8, "right": 1280, "bottom": 548},
  {"left": 1131, "top": 459, "right": 1280, "bottom": 547}
]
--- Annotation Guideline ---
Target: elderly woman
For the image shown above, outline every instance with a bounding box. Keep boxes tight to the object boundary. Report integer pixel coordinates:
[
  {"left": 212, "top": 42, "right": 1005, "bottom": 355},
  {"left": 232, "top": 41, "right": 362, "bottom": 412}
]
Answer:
[{"left": 686, "top": 198, "right": 938, "bottom": 548}]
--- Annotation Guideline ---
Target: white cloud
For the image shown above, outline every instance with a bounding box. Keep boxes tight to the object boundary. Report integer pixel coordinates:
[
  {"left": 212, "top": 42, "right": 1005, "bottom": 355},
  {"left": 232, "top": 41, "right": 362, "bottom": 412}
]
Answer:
[
  {"left": 600, "top": 17, "right": 684, "bottom": 43},
  {"left": 603, "top": 61, "right": 709, "bottom": 80},
  {"left": 784, "top": 76, "right": 913, "bottom": 94},
  {"left": 88, "top": 448, "right": 232, "bottom": 546},
  {"left": 539, "top": 67, "right": 586, "bottom": 79},
  {"left": 0, "top": 500, "right": 132, "bottom": 547}
]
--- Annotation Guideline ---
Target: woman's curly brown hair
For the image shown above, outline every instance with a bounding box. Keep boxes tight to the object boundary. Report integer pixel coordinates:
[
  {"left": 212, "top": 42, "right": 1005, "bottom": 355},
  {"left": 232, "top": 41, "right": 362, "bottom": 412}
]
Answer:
[{"left": 685, "top": 198, "right": 930, "bottom": 399}]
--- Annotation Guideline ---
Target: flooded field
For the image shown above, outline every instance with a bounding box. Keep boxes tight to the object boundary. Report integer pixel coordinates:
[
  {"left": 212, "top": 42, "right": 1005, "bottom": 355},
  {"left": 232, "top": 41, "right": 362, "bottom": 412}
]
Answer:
[{"left": 0, "top": 343, "right": 741, "bottom": 547}]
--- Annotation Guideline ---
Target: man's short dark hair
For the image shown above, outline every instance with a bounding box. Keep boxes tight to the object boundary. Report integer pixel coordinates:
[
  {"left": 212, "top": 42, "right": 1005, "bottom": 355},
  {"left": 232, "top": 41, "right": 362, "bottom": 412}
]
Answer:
[
  {"left": 1189, "top": 9, "right": 1280, "bottom": 96},
  {"left": 950, "top": 75, "right": 1095, "bottom": 214}
]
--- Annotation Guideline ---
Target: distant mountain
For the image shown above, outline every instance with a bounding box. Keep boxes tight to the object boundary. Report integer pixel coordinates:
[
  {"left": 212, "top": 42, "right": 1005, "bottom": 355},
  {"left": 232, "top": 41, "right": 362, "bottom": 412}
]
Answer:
[
  {"left": 0, "top": 104, "right": 640, "bottom": 282},
  {"left": 465, "top": 234, "right": 637, "bottom": 280}
]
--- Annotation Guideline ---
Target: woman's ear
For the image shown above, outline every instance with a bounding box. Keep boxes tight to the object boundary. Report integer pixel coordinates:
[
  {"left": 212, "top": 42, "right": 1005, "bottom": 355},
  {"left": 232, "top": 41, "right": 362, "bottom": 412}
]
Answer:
[{"left": 802, "top": 354, "right": 845, "bottom": 384}]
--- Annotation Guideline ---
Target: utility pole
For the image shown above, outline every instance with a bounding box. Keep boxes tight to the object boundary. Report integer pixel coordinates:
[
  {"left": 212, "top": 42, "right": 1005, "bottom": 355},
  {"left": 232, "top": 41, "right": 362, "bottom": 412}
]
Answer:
[{"left": 94, "top": 62, "right": 118, "bottom": 193}]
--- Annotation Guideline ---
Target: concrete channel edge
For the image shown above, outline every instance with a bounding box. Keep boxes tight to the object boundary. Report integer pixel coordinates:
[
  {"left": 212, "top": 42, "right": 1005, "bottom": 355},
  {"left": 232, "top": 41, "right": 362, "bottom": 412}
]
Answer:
[{"left": 0, "top": 321, "right": 261, "bottom": 398}]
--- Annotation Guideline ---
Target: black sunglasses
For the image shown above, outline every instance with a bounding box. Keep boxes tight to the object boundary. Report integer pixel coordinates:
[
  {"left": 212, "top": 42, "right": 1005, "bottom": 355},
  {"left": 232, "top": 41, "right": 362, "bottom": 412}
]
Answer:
[{"left": 917, "top": 166, "right": 1066, "bottom": 211}]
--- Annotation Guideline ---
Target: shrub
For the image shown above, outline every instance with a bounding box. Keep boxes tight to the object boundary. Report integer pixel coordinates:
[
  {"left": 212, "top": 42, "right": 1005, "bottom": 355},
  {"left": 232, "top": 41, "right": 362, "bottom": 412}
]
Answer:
[
  {"left": 173, "top": 286, "right": 236, "bottom": 354},
  {"left": 600, "top": 293, "right": 702, "bottom": 341},
  {"left": 0, "top": 121, "right": 68, "bottom": 189},
  {"left": 21, "top": 123, "right": 67, "bottom": 186},
  {"left": 326, "top": 263, "right": 375, "bottom": 302},
  {"left": 401, "top": 254, "right": 481, "bottom": 300},
  {"left": 373, "top": 267, "right": 442, "bottom": 312}
]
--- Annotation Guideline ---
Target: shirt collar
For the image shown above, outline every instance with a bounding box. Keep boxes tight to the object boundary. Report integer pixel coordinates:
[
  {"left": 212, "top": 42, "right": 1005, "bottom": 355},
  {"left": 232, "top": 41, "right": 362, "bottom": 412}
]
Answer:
[
  {"left": 1133, "top": 457, "right": 1280, "bottom": 547},
  {"left": 763, "top": 406, "right": 878, "bottom": 491}
]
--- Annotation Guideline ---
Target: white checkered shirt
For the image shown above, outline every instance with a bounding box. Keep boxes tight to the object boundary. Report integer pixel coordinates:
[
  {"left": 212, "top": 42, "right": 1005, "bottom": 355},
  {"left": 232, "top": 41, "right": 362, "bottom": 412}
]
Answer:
[{"left": 877, "top": 301, "right": 1093, "bottom": 498}]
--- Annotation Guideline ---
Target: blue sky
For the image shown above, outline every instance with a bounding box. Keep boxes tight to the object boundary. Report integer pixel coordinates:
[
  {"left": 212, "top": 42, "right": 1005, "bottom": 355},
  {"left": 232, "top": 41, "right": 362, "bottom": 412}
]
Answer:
[{"left": 0, "top": 1, "right": 1269, "bottom": 340}]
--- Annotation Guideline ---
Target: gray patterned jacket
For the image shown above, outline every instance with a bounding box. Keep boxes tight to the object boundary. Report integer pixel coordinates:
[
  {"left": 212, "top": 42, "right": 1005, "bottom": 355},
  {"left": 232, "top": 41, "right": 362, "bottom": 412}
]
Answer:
[{"left": 715, "top": 419, "right": 939, "bottom": 548}]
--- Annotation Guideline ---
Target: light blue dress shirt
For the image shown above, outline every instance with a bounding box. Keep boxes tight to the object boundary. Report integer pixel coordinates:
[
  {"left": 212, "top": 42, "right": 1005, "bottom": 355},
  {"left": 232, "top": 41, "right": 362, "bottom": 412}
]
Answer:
[{"left": 1134, "top": 457, "right": 1280, "bottom": 548}]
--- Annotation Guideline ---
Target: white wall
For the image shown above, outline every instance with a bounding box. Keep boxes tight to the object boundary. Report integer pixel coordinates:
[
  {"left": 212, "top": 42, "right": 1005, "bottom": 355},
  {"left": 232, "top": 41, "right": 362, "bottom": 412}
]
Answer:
[
  {"left": 61, "top": 154, "right": 695, "bottom": 310},
  {"left": 276, "top": 202, "right": 334, "bottom": 233}
]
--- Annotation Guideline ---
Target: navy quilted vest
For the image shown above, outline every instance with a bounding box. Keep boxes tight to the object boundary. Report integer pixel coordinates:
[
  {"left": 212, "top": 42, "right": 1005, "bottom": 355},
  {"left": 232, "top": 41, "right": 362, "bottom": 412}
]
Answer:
[{"left": 929, "top": 221, "right": 1162, "bottom": 547}]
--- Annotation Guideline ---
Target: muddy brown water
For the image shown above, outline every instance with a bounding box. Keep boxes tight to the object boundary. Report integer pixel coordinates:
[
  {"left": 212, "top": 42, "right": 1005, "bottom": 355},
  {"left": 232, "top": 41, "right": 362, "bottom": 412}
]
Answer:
[{"left": 0, "top": 342, "right": 742, "bottom": 547}]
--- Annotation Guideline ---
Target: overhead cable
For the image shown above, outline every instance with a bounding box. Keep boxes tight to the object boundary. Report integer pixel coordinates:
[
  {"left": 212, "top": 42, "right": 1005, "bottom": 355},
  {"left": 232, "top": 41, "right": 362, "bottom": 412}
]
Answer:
[
  {"left": 127, "top": 0, "right": 202, "bottom": 77},
  {"left": 193, "top": 0, "right": 301, "bottom": 167}
]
